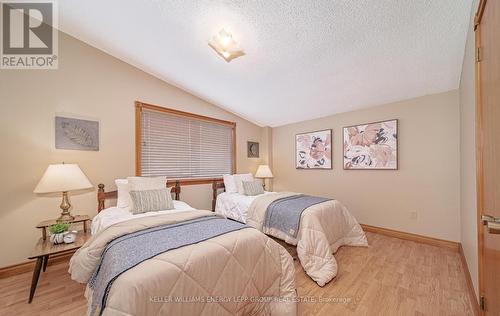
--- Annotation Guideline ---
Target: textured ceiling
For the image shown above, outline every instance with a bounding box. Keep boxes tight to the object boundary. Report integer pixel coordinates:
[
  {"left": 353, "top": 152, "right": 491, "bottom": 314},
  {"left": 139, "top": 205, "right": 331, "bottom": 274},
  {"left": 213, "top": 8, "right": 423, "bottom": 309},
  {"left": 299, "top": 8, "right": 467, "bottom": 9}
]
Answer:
[{"left": 58, "top": 0, "right": 473, "bottom": 127}]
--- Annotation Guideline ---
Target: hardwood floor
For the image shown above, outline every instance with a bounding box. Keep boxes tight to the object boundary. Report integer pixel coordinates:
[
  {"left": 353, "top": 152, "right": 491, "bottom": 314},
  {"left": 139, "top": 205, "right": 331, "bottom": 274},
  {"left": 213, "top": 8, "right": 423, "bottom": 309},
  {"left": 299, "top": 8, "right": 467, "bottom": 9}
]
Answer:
[
  {"left": 296, "top": 232, "right": 475, "bottom": 315},
  {"left": 0, "top": 232, "right": 475, "bottom": 315},
  {"left": 0, "top": 260, "right": 87, "bottom": 316}
]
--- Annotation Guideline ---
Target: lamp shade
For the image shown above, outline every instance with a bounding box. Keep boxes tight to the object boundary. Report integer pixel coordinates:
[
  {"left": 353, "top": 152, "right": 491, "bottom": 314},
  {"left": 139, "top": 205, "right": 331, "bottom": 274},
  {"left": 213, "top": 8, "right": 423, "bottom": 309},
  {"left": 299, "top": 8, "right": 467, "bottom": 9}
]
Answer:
[
  {"left": 255, "top": 165, "right": 274, "bottom": 178},
  {"left": 34, "top": 163, "right": 93, "bottom": 193}
]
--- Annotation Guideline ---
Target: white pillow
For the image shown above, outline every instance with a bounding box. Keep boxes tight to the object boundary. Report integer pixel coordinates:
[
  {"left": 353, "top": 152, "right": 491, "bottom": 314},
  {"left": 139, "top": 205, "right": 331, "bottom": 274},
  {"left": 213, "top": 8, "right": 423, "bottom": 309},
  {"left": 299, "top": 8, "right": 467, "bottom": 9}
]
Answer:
[
  {"left": 115, "top": 179, "right": 130, "bottom": 208},
  {"left": 234, "top": 173, "right": 254, "bottom": 195},
  {"left": 127, "top": 176, "right": 167, "bottom": 191},
  {"left": 223, "top": 174, "right": 238, "bottom": 193}
]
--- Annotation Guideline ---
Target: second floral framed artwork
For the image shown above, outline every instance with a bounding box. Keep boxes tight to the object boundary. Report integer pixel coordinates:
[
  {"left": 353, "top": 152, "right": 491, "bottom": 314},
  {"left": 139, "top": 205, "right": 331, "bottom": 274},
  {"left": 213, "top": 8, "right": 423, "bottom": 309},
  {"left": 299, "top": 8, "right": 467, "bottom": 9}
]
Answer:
[
  {"left": 343, "top": 119, "right": 398, "bottom": 170},
  {"left": 296, "top": 129, "right": 332, "bottom": 169}
]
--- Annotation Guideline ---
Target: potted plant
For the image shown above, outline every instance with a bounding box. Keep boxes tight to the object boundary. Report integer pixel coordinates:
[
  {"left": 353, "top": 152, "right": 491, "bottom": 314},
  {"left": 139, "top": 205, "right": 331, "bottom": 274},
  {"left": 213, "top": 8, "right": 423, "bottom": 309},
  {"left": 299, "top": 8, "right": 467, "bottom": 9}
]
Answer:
[{"left": 48, "top": 222, "right": 71, "bottom": 244}]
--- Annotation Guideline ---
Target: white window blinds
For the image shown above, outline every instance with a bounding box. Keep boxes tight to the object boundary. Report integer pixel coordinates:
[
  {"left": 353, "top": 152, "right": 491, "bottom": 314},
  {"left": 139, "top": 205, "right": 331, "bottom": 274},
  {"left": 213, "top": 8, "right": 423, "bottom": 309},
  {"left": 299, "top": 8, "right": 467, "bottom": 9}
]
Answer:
[{"left": 139, "top": 107, "right": 234, "bottom": 179}]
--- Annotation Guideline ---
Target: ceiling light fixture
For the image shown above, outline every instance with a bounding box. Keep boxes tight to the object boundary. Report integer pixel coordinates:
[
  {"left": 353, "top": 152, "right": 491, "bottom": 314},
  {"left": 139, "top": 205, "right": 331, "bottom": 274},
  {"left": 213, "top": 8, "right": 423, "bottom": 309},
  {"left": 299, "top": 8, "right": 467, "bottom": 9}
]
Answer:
[{"left": 208, "top": 29, "right": 245, "bottom": 62}]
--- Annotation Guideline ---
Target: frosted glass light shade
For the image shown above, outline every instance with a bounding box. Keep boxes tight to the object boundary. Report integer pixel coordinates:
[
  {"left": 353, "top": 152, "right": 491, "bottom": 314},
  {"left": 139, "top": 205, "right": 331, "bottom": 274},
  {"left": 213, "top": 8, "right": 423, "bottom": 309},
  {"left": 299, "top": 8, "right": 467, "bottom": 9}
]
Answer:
[
  {"left": 34, "top": 164, "right": 93, "bottom": 193},
  {"left": 255, "top": 165, "right": 274, "bottom": 179},
  {"left": 208, "top": 29, "right": 245, "bottom": 62}
]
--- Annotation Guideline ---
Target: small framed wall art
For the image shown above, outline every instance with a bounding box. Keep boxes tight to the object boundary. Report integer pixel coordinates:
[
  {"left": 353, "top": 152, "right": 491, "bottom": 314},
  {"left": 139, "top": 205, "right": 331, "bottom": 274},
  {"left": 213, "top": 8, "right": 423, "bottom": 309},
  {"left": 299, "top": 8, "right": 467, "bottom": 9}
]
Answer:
[{"left": 247, "top": 141, "right": 260, "bottom": 158}]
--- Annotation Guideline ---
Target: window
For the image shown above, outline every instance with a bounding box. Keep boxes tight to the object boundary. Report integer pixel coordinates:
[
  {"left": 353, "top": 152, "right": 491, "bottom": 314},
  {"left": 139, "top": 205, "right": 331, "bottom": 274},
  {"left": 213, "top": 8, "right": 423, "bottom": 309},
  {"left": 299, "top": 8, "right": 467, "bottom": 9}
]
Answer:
[{"left": 136, "top": 102, "right": 236, "bottom": 180}]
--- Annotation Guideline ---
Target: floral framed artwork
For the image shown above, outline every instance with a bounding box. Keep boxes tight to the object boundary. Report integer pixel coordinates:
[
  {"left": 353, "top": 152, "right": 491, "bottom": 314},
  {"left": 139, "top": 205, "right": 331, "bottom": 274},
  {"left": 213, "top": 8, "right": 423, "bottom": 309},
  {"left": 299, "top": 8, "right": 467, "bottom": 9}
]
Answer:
[
  {"left": 343, "top": 119, "right": 398, "bottom": 170},
  {"left": 296, "top": 129, "right": 332, "bottom": 169}
]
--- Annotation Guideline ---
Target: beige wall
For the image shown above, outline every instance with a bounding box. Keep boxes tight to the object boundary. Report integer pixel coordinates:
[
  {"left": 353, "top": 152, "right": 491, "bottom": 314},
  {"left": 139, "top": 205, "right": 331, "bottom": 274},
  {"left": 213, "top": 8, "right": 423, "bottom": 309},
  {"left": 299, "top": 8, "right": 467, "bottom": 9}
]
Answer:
[
  {"left": 0, "top": 32, "right": 267, "bottom": 267},
  {"left": 272, "top": 91, "right": 461, "bottom": 242},
  {"left": 459, "top": 0, "right": 479, "bottom": 299}
]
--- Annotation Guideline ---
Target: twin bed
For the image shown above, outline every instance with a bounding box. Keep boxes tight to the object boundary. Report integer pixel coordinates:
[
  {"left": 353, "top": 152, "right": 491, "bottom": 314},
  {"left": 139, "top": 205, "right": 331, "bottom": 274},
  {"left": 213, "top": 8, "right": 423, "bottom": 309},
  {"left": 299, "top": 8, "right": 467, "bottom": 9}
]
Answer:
[
  {"left": 214, "top": 174, "right": 367, "bottom": 286},
  {"left": 69, "top": 175, "right": 367, "bottom": 316}
]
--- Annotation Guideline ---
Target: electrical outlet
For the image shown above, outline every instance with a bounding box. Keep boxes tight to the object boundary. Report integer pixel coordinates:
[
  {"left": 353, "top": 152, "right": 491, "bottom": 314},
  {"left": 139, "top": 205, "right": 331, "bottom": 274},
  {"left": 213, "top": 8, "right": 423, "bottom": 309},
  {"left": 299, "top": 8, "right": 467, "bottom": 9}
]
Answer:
[{"left": 410, "top": 211, "right": 418, "bottom": 220}]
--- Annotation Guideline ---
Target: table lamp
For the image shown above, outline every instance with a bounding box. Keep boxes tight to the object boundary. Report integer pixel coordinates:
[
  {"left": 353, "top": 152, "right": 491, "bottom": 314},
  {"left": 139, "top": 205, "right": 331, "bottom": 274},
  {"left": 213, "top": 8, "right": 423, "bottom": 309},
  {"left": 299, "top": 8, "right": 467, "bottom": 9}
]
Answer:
[
  {"left": 255, "top": 165, "right": 274, "bottom": 189},
  {"left": 34, "top": 163, "right": 93, "bottom": 222}
]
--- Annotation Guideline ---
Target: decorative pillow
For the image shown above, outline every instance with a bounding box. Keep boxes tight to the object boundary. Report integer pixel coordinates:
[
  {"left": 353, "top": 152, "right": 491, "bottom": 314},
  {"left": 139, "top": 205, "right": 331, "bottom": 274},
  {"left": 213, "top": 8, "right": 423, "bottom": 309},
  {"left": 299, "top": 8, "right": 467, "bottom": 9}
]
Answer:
[
  {"left": 115, "top": 179, "right": 130, "bottom": 208},
  {"left": 129, "top": 188, "right": 174, "bottom": 214},
  {"left": 223, "top": 174, "right": 238, "bottom": 193},
  {"left": 127, "top": 176, "right": 167, "bottom": 191},
  {"left": 234, "top": 173, "right": 254, "bottom": 195},
  {"left": 242, "top": 180, "right": 264, "bottom": 196}
]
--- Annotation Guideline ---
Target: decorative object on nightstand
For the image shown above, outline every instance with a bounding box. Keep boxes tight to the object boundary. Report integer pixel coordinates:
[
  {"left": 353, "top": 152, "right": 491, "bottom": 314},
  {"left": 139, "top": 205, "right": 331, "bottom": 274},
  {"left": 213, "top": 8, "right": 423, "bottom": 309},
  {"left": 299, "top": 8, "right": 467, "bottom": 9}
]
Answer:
[
  {"left": 255, "top": 165, "right": 274, "bottom": 190},
  {"left": 63, "top": 230, "right": 78, "bottom": 244},
  {"left": 48, "top": 222, "right": 71, "bottom": 244},
  {"left": 34, "top": 163, "right": 93, "bottom": 221}
]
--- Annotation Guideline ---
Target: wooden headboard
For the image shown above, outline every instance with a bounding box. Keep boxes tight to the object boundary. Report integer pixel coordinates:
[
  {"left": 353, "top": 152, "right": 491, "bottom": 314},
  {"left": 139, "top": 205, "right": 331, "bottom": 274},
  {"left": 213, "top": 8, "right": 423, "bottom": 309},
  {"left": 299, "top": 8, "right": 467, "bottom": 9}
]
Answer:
[
  {"left": 211, "top": 179, "right": 226, "bottom": 211},
  {"left": 97, "top": 180, "right": 181, "bottom": 212}
]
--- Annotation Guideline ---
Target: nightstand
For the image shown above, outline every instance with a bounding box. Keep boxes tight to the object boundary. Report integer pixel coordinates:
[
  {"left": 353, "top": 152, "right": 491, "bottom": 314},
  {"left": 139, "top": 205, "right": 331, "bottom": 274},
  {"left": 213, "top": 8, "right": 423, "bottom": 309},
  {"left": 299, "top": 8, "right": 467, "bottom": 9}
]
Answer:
[
  {"left": 28, "top": 216, "right": 92, "bottom": 303},
  {"left": 36, "top": 215, "right": 91, "bottom": 240}
]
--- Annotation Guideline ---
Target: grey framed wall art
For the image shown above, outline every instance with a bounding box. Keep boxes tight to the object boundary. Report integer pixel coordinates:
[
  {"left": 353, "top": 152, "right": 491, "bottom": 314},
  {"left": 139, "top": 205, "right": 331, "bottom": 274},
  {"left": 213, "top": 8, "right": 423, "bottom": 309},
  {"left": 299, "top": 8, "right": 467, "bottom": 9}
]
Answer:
[{"left": 55, "top": 116, "right": 99, "bottom": 151}]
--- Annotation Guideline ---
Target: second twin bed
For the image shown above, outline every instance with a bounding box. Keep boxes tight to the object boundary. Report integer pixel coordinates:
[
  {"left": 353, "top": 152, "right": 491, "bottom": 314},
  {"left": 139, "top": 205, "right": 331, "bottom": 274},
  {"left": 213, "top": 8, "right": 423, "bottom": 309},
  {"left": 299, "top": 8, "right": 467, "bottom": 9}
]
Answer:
[{"left": 214, "top": 173, "right": 368, "bottom": 286}]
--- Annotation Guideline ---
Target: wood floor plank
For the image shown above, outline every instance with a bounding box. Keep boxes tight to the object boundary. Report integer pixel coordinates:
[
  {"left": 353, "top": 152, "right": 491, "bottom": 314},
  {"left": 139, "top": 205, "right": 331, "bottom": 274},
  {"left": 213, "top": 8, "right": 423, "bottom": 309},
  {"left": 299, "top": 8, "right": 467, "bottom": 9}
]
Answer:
[
  {"left": 295, "top": 232, "right": 475, "bottom": 316},
  {"left": 0, "top": 232, "right": 475, "bottom": 315}
]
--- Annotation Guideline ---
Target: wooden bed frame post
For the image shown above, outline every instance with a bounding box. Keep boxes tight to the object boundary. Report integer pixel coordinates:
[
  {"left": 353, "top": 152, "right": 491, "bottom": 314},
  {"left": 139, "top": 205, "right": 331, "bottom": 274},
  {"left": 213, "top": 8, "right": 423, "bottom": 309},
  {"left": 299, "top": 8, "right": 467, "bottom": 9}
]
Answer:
[
  {"left": 98, "top": 184, "right": 106, "bottom": 212},
  {"left": 211, "top": 179, "right": 226, "bottom": 211},
  {"left": 212, "top": 179, "right": 217, "bottom": 211},
  {"left": 174, "top": 180, "right": 180, "bottom": 200}
]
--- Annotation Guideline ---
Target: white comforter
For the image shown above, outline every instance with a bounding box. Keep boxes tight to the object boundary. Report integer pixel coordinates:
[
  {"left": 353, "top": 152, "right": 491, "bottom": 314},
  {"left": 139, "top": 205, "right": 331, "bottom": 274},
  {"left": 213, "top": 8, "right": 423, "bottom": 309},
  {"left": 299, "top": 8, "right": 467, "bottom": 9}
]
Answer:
[
  {"left": 216, "top": 192, "right": 368, "bottom": 286},
  {"left": 72, "top": 210, "right": 297, "bottom": 316},
  {"left": 91, "top": 200, "right": 195, "bottom": 235}
]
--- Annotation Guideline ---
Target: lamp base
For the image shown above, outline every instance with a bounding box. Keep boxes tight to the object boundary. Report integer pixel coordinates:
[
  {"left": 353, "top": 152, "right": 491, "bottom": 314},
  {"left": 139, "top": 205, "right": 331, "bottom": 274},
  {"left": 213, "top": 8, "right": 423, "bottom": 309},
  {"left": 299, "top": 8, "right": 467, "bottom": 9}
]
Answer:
[
  {"left": 57, "top": 213, "right": 75, "bottom": 222},
  {"left": 57, "top": 191, "right": 74, "bottom": 222}
]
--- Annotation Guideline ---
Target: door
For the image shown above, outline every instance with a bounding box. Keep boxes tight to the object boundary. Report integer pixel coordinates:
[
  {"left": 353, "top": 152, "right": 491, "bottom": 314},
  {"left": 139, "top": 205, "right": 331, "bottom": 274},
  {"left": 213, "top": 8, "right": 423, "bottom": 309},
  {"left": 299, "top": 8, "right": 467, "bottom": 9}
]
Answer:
[{"left": 475, "top": 0, "right": 500, "bottom": 315}]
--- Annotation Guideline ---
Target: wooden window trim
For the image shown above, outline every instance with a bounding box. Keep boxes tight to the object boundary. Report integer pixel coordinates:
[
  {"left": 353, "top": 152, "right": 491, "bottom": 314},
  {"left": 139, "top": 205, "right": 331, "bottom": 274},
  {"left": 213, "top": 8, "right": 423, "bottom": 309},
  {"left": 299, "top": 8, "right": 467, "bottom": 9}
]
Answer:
[{"left": 135, "top": 101, "right": 237, "bottom": 185}]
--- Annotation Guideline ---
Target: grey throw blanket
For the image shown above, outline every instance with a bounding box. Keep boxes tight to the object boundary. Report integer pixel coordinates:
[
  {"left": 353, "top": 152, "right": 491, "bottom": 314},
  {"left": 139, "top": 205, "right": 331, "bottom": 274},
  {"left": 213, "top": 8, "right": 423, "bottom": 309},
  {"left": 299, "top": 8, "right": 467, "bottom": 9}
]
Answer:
[
  {"left": 89, "top": 215, "right": 247, "bottom": 316},
  {"left": 264, "top": 195, "right": 331, "bottom": 238}
]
